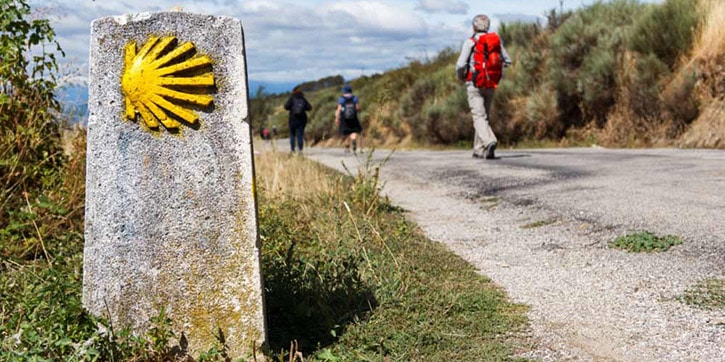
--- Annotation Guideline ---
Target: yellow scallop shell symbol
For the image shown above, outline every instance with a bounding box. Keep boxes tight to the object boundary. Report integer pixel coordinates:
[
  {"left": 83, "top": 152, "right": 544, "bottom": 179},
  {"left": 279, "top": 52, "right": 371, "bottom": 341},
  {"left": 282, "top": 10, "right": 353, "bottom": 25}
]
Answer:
[{"left": 121, "top": 36, "right": 215, "bottom": 131}]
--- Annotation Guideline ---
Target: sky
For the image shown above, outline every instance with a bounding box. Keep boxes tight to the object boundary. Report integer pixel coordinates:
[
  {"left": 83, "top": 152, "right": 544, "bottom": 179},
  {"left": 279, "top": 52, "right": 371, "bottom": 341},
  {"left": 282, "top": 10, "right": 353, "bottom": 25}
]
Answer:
[{"left": 33, "top": 0, "right": 663, "bottom": 93}]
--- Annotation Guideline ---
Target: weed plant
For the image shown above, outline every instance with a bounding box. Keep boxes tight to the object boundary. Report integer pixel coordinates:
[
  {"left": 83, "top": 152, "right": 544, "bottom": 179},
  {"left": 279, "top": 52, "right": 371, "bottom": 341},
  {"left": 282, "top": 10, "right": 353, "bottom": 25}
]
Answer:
[
  {"left": 680, "top": 278, "right": 725, "bottom": 311},
  {"left": 609, "top": 231, "right": 683, "bottom": 252}
]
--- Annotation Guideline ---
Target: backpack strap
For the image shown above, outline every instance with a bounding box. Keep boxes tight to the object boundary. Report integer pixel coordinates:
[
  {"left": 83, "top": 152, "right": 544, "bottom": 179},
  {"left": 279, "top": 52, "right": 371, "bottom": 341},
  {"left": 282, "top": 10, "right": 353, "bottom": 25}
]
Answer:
[{"left": 465, "top": 36, "right": 476, "bottom": 78}]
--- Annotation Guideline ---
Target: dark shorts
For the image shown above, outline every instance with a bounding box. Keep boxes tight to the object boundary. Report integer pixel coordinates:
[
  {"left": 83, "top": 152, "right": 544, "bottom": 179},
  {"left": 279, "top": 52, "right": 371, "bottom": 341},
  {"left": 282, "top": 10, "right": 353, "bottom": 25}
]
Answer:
[{"left": 339, "top": 118, "right": 362, "bottom": 136}]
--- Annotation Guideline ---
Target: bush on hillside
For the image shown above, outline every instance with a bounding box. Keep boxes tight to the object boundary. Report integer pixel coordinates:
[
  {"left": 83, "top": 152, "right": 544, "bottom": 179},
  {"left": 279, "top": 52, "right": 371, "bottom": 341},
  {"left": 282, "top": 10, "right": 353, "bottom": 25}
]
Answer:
[
  {"left": 618, "top": 52, "right": 670, "bottom": 120},
  {"left": 547, "top": 0, "right": 645, "bottom": 128},
  {"left": 305, "top": 89, "right": 339, "bottom": 143},
  {"left": 628, "top": 0, "right": 700, "bottom": 69},
  {"left": 661, "top": 66, "right": 700, "bottom": 133},
  {"left": 499, "top": 22, "right": 542, "bottom": 48},
  {"left": 578, "top": 47, "right": 617, "bottom": 125},
  {"left": 400, "top": 66, "right": 471, "bottom": 144}
]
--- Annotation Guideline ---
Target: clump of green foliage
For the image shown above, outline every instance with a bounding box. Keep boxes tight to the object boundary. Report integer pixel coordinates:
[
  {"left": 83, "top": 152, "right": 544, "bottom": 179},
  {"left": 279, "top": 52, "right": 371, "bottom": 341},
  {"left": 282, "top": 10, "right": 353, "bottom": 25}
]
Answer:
[
  {"left": 628, "top": 0, "right": 700, "bottom": 69},
  {"left": 680, "top": 278, "right": 725, "bottom": 311},
  {"left": 609, "top": 231, "right": 683, "bottom": 252},
  {"left": 1, "top": 0, "right": 72, "bottom": 260},
  {"left": 0, "top": 3, "right": 94, "bottom": 357}
]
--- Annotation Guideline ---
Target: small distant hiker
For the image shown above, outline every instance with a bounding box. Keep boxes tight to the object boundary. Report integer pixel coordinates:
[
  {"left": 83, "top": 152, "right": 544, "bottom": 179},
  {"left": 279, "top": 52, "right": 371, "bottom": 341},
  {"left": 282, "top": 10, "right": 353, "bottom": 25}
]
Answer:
[
  {"left": 335, "top": 84, "right": 362, "bottom": 153},
  {"left": 456, "top": 14, "right": 511, "bottom": 160},
  {"left": 262, "top": 127, "right": 271, "bottom": 141},
  {"left": 284, "top": 86, "right": 312, "bottom": 152}
]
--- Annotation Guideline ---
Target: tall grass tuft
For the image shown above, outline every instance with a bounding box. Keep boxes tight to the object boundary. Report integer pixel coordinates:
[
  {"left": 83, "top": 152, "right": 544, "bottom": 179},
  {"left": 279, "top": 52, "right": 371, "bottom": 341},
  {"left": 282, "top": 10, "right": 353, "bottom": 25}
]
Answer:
[
  {"left": 692, "top": 0, "right": 725, "bottom": 63},
  {"left": 688, "top": 0, "right": 725, "bottom": 99}
]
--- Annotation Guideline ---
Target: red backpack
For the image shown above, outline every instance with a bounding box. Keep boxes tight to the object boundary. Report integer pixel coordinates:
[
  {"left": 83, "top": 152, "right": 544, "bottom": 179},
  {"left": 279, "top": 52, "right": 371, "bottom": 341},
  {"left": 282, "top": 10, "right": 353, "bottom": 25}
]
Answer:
[{"left": 469, "top": 32, "right": 503, "bottom": 89}]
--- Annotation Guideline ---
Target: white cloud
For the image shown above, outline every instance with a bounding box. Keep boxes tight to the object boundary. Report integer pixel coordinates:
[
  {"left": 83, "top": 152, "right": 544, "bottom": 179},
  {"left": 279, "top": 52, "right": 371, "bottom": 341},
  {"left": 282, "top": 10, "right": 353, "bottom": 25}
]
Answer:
[
  {"left": 416, "top": 0, "right": 468, "bottom": 14},
  {"left": 325, "top": 2, "right": 424, "bottom": 37}
]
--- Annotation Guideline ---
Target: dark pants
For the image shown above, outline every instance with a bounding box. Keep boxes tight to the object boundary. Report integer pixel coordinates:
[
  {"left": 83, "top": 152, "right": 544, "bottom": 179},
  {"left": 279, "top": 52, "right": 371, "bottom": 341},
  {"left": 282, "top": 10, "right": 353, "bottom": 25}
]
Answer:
[{"left": 290, "top": 123, "right": 305, "bottom": 151}]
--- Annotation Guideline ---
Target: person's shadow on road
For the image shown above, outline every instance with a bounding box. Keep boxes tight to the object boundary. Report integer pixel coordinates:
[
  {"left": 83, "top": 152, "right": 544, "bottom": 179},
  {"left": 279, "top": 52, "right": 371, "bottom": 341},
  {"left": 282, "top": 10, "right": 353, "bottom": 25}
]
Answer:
[{"left": 491, "top": 153, "right": 530, "bottom": 160}]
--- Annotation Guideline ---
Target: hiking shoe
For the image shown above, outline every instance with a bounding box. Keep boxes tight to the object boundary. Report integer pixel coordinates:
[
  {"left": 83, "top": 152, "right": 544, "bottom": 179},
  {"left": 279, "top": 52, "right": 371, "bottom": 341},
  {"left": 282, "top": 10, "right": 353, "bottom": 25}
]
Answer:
[
  {"left": 484, "top": 142, "right": 497, "bottom": 159},
  {"left": 472, "top": 153, "right": 485, "bottom": 159}
]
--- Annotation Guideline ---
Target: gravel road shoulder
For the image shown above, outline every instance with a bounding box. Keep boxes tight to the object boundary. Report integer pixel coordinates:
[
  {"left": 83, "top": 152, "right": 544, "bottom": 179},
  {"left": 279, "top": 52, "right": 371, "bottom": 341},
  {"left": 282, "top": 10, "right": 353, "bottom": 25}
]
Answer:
[{"left": 303, "top": 146, "right": 725, "bottom": 361}]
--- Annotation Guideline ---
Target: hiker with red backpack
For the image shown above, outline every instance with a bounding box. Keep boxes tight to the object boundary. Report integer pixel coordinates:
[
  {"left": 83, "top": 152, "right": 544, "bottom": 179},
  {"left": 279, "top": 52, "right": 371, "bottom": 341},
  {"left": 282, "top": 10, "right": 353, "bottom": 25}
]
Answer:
[
  {"left": 335, "top": 84, "right": 362, "bottom": 154},
  {"left": 456, "top": 14, "right": 511, "bottom": 160},
  {"left": 284, "top": 86, "right": 312, "bottom": 153}
]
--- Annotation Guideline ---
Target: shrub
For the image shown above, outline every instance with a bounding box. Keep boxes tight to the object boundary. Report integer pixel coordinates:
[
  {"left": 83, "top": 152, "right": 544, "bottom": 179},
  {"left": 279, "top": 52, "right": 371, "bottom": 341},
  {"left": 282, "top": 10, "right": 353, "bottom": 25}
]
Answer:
[
  {"left": 526, "top": 84, "right": 561, "bottom": 139},
  {"left": 661, "top": 66, "right": 700, "bottom": 133},
  {"left": 0, "top": 0, "right": 70, "bottom": 260},
  {"left": 499, "top": 21, "right": 542, "bottom": 48},
  {"left": 628, "top": 0, "right": 701, "bottom": 69},
  {"left": 578, "top": 48, "right": 617, "bottom": 125},
  {"left": 304, "top": 89, "right": 339, "bottom": 143},
  {"left": 618, "top": 52, "right": 671, "bottom": 120},
  {"left": 548, "top": 0, "right": 645, "bottom": 127}
]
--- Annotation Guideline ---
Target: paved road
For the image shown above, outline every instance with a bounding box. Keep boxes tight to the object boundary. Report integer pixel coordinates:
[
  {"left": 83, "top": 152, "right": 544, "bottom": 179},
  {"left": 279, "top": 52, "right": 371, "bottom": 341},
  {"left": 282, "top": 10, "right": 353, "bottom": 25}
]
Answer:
[{"left": 301, "top": 146, "right": 725, "bottom": 361}]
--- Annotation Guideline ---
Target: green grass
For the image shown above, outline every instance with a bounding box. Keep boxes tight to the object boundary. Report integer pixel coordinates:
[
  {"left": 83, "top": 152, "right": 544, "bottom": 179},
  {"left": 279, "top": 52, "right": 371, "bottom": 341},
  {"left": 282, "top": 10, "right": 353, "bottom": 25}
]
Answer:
[
  {"left": 680, "top": 278, "right": 725, "bottom": 311},
  {"left": 609, "top": 231, "right": 683, "bottom": 252},
  {"left": 1, "top": 149, "right": 530, "bottom": 361},
  {"left": 257, "top": 152, "right": 530, "bottom": 361}
]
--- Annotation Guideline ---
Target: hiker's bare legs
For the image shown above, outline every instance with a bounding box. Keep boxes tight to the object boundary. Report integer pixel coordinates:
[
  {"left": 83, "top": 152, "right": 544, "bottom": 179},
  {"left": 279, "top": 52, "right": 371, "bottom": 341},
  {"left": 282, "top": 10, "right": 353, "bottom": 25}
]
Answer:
[{"left": 350, "top": 133, "right": 359, "bottom": 152}]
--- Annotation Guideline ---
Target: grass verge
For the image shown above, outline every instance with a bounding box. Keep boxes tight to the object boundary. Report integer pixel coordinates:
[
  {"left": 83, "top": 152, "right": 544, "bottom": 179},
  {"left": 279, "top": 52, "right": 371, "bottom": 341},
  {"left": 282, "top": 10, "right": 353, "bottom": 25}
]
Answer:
[
  {"left": 609, "top": 231, "right": 683, "bottom": 252},
  {"left": 256, "top": 151, "right": 530, "bottom": 361},
  {"left": 1, "top": 146, "right": 529, "bottom": 361}
]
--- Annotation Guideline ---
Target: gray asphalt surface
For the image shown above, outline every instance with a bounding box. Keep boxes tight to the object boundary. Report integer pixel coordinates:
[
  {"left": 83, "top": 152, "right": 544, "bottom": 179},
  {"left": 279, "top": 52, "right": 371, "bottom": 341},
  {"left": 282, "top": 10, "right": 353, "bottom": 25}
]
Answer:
[{"left": 299, "top": 145, "right": 725, "bottom": 361}]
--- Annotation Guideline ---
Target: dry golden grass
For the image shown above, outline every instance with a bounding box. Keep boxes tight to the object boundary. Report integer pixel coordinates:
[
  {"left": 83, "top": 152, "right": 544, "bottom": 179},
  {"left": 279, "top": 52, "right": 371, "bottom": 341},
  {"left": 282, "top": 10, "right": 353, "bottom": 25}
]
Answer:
[
  {"left": 678, "top": 99, "right": 725, "bottom": 148},
  {"left": 254, "top": 150, "right": 340, "bottom": 201},
  {"left": 692, "top": 0, "right": 725, "bottom": 62},
  {"left": 676, "top": 0, "right": 725, "bottom": 148}
]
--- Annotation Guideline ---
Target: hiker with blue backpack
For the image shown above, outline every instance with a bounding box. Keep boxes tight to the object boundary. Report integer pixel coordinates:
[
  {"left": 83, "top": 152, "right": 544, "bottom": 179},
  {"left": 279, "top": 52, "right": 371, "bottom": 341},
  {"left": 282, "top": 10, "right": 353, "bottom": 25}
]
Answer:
[
  {"left": 335, "top": 84, "right": 362, "bottom": 153},
  {"left": 284, "top": 86, "right": 312, "bottom": 152},
  {"left": 456, "top": 14, "right": 511, "bottom": 160}
]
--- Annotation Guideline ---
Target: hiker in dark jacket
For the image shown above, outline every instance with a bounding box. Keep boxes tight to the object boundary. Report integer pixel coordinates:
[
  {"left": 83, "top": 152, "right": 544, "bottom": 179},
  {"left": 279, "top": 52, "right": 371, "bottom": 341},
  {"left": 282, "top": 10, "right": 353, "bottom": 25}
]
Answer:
[{"left": 284, "top": 86, "right": 312, "bottom": 152}]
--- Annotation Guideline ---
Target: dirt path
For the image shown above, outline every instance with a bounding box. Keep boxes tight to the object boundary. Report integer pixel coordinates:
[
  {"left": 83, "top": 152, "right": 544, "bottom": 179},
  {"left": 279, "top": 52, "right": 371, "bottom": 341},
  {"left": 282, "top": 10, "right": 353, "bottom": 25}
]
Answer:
[{"left": 301, "top": 146, "right": 725, "bottom": 361}]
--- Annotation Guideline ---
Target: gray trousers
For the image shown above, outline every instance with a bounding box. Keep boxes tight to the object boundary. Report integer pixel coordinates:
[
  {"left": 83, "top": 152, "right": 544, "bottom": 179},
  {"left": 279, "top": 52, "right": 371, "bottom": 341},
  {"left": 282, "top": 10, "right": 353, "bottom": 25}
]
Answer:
[{"left": 466, "top": 83, "right": 497, "bottom": 156}]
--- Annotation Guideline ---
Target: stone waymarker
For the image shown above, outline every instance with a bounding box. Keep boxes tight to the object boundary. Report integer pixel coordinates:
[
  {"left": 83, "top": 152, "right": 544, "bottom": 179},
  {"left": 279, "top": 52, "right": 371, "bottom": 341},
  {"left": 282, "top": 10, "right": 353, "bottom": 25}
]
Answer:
[{"left": 83, "top": 12, "right": 266, "bottom": 358}]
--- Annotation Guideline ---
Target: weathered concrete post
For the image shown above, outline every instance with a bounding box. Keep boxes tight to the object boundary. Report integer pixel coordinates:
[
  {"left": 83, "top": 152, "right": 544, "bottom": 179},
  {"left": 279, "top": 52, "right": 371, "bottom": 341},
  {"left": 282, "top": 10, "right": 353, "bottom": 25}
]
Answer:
[{"left": 83, "top": 12, "right": 266, "bottom": 358}]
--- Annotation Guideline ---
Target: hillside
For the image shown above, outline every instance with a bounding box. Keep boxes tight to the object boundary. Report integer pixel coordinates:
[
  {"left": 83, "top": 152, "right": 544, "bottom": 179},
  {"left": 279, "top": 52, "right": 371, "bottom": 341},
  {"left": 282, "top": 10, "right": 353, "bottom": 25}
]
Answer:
[{"left": 252, "top": 0, "right": 724, "bottom": 149}]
